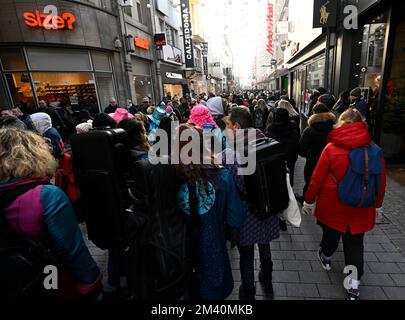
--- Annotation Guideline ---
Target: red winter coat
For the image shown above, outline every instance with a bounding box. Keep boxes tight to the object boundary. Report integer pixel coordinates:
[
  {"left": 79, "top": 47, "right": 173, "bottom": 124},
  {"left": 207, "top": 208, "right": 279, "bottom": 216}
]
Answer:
[{"left": 304, "top": 122, "right": 386, "bottom": 235}]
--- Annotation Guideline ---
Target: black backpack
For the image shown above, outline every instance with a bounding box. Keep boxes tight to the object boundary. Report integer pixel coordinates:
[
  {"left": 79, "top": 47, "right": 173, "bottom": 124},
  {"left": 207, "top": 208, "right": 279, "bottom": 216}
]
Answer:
[
  {"left": 0, "top": 182, "right": 59, "bottom": 300},
  {"left": 126, "top": 161, "right": 192, "bottom": 300},
  {"left": 244, "top": 137, "right": 290, "bottom": 220}
]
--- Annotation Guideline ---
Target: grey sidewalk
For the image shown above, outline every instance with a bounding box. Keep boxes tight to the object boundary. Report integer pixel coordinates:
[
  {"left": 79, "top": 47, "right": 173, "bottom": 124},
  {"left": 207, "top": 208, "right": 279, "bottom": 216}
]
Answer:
[
  {"left": 226, "top": 157, "right": 405, "bottom": 300},
  {"left": 84, "top": 157, "right": 405, "bottom": 300}
]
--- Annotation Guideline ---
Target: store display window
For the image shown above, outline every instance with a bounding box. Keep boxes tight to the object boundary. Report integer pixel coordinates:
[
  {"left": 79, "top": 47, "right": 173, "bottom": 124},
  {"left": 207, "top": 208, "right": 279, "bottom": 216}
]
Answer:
[
  {"left": 358, "top": 14, "right": 388, "bottom": 93},
  {"left": 163, "top": 84, "right": 183, "bottom": 100},
  {"left": 32, "top": 72, "right": 98, "bottom": 114},
  {"left": 4, "top": 73, "right": 36, "bottom": 113},
  {"left": 306, "top": 58, "right": 325, "bottom": 92}
]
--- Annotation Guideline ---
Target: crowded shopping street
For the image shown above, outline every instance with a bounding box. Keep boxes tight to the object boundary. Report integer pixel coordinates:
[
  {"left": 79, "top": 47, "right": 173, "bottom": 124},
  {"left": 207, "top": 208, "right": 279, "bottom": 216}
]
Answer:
[{"left": 1, "top": 0, "right": 405, "bottom": 308}]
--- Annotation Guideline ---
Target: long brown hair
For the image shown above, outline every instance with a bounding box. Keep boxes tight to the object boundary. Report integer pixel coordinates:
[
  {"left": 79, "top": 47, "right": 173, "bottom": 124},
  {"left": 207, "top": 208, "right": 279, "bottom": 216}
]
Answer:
[
  {"left": 173, "top": 124, "right": 219, "bottom": 191},
  {"left": 118, "top": 119, "right": 151, "bottom": 151}
]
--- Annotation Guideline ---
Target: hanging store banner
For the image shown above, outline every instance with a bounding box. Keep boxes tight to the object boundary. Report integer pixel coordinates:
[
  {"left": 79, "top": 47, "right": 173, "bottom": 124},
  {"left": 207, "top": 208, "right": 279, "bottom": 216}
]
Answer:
[
  {"left": 266, "top": 3, "right": 274, "bottom": 55},
  {"left": 313, "top": 0, "right": 337, "bottom": 28},
  {"left": 202, "top": 42, "right": 209, "bottom": 56},
  {"left": 180, "top": 0, "right": 195, "bottom": 68}
]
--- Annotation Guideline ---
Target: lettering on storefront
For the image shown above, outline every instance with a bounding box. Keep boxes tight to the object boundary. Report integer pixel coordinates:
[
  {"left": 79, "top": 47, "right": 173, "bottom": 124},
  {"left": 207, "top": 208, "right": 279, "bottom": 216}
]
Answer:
[
  {"left": 23, "top": 7, "right": 76, "bottom": 30},
  {"left": 135, "top": 37, "right": 149, "bottom": 50},
  {"left": 165, "top": 72, "right": 183, "bottom": 80},
  {"left": 180, "top": 0, "right": 194, "bottom": 68}
]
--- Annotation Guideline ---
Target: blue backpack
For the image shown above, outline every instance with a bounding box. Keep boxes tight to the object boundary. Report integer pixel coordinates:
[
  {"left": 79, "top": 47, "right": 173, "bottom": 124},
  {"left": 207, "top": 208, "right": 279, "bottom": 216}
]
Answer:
[{"left": 334, "top": 143, "right": 383, "bottom": 208}]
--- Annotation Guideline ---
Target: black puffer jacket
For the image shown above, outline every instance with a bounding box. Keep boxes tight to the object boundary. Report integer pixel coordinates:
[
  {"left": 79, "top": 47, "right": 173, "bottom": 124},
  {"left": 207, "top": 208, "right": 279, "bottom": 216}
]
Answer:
[
  {"left": 299, "top": 112, "right": 336, "bottom": 185},
  {"left": 267, "top": 120, "right": 300, "bottom": 184}
]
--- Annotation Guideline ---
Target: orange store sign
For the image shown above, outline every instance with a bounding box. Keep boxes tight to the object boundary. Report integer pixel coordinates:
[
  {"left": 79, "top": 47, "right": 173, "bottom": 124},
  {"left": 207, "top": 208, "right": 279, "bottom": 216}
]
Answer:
[
  {"left": 23, "top": 7, "right": 76, "bottom": 30},
  {"left": 135, "top": 37, "right": 149, "bottom": 50}
]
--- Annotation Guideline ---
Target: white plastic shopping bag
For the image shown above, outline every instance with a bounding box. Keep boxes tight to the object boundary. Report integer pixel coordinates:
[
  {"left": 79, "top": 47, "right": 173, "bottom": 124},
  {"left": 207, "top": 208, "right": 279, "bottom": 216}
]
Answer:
[{"left": 282, "top": 173, "right": 302, "bottom": 228}]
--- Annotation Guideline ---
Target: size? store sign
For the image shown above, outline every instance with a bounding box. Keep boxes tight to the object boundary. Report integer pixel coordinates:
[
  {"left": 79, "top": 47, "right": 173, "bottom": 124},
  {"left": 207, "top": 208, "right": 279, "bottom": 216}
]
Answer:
[{"left": 24, "top": 5, "right": 76, "bottom": 30}]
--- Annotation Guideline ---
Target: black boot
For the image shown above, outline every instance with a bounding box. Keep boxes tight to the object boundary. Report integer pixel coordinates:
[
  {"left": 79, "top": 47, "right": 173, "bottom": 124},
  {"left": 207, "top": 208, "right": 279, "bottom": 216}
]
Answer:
[
  {"left": 259, "top": 271, "right": 274, "bottom": 298},
  {"left": 279, "top": 218, "right": 287, "bottom": 231},
  {"left": 238, "top": 285, "right": 256, "bottom": 301}
]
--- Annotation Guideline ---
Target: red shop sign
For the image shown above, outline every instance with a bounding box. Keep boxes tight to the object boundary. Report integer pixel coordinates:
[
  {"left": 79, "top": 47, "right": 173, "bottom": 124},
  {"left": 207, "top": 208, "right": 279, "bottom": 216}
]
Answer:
[{"left": 24, "top": 9, "right": 76, "bottom": 30}]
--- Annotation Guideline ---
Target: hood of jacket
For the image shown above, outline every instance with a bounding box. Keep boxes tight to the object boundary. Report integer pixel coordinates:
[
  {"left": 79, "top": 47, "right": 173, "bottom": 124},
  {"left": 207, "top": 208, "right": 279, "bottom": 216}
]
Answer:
[
  {"left": 308, "top": 112, "right": 336, "bottom": 129},
  {"left": 328, "top": 122, "right": 371, "bottom": 150},
  {"left": 30, "top": 112, "right": 52, "bottom": 135}
]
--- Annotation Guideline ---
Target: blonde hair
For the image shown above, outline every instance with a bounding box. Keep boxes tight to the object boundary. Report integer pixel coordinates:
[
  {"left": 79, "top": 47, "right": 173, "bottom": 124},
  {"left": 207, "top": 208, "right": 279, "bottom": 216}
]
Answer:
[
  {"left": 0, "top": 128, "right": 58, "bottom": 181},
  {"left": 278, "top": 100, "right": 299, "bottom": 117},
  {"left": 335, "top": 108, "right": 364, "bottom": 129}
]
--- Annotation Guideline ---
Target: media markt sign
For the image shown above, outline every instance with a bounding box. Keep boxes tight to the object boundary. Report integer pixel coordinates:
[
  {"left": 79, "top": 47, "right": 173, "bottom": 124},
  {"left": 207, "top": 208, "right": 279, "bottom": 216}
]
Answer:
[{"left": 180, "top": 0, "right": 194, "bottom": 68}]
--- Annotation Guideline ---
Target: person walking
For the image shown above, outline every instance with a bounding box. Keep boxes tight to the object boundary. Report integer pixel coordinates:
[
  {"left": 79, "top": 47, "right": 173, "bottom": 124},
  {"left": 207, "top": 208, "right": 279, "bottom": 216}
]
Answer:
[
  {"left": 267, "top": 108, "right": 300, "bottom": 186},
  {"left": 0, "top": 128, "right": 102, "bottom": 299},
  {"left": 104, "top": 98, "right": 119, "bottom": 114},
  {"left": 349, "top": 88, "right": 369, "bottom": 118},
  {"left": 332, "top": 91, "right": 351, "bottom": 115},
  {"left": 0, "top": 108, "right": 27, "bottom": 130},
  {"left": 30, "top": 112, "right": 64, "bottom": 159},
  {"left": 303, "top": 108, "right": 386, "bottom": 300},
  {"left": 175, "top": 124, "right": 246, "bottom": 300},
  {"left": 224, "top": 107, "right": 280, "bottom": 300},
  {"left": 297, "top": 104, "right": 336, "bottom": 203}
]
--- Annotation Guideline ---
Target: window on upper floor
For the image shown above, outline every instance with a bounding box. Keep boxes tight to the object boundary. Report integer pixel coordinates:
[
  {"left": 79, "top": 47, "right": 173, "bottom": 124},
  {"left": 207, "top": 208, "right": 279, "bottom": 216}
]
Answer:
[
  {"left": 136, "top": 2, "right": 144, "bottom": 24},
  {"left": 165, "top": 25, "right": 178, "bottom": 47}
]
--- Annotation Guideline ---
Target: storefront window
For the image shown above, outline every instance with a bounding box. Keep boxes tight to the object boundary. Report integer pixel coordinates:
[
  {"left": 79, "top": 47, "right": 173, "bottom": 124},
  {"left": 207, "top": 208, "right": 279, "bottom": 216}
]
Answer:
[
  {"left": 0, "top": 75, "right": 11, "bottom": 107},
  {"left": 358, "top": 17, "right": 387, "bottom": 93},
  {"left": 0, "top": 48, "right": 26, "bottom": 71},
  {"left": 134, "top": 75, "right": 153, "bottom": 105},
  {"left": 380, "top": 16, "right": 405, "bottom": 158},
  {"left": 4, "top": 73, "right": 36, "bottom": 113},
  {"left": 163, "top": 84, "right": 183, "bottom": 99},
  {"left": 26, "top": 47, "right": 92, "bottom": 71},
  {"left": 32, "top": 72, "right": 98, "bottom": 113},
  {"left": 306, "top": 58, "right": 325, "bottom": 92}
]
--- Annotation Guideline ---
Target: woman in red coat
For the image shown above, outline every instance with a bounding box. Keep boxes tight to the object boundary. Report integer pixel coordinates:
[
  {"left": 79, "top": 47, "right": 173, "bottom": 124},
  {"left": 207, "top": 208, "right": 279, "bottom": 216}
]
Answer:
[{"left": 304, "top": 108, "right": 386, "bottom": 300}]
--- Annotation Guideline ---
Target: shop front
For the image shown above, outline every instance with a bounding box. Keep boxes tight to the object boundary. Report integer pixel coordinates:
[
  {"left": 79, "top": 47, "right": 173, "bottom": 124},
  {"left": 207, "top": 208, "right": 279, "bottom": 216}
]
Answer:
[
  {"left": 0, "top": 0, "right": 122, "bottom": 114},
  {"left": 161, "top": 64, "right": 186, "bottom": 99},
  {"left": 127, "top": 26, "right": 155, "bottom": 105},
  {"left": 1, "top": 47, "right": 116, "bottom": 116},
  {"left": 159, "top": 44, "right": 185, "bottom": 99},
  {"left": 336, "top": 0, "right": 405, "bottom": 160}
]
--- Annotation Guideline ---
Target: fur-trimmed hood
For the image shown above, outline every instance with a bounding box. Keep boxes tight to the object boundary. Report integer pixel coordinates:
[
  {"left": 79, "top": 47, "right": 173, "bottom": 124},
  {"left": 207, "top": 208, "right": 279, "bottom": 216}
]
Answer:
[{"left": 308, "top": 112, "right": 336, "bottom": 127}]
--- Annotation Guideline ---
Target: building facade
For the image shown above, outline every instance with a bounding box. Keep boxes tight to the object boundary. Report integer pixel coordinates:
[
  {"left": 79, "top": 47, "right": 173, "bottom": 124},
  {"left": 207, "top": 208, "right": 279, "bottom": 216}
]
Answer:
[
  {"left": 270, "top": 0, "right": 404, "bottom": 160},
  {"left": 0, "top": 0, "right": 126, "bottom": 114}
]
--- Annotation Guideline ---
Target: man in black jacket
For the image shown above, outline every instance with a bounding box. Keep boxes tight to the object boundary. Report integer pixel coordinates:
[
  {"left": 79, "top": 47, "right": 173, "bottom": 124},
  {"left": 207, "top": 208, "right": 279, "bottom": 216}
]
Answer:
[
  {"left": 104, "top": 98, "right": 119, "bottom": 114},
  {"left": 298, "top": 103, "right": 336, "bottom": 202}
]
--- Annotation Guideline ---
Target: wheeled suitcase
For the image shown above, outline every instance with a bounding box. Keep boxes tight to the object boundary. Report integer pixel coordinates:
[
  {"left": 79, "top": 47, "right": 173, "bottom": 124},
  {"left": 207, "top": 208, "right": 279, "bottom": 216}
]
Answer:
[
  {"left": 70, "top": 129, "right": 131, "bottom": 250},
  {"left": 244, "top": 137, "right": 290, "bottom": 220}
]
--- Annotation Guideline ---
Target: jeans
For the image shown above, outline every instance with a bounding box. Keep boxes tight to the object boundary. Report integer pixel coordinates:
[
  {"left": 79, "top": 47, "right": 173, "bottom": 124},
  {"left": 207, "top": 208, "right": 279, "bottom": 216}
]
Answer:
[
  {"left": 320, "top": 224, "right": 365, "bottom": 280},
  {"left": 238, "top": 244, "right": 273, "bottom": 298}
]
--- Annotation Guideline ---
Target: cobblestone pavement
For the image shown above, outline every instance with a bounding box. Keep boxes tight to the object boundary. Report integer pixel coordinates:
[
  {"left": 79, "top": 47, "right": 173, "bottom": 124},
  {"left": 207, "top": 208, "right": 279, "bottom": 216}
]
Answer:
[{"left": 84, "top": 157, "right": 405, "bottom": 300}]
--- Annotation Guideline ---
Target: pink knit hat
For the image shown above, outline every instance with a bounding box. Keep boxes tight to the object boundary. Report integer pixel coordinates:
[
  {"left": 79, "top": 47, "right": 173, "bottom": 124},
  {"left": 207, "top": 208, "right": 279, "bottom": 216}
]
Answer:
[
  {"left": 109, "top": 108, "right": 134, "bottom": 123},
  {"left": 188, "top": 104, "right": 218, "bottom": 128}
]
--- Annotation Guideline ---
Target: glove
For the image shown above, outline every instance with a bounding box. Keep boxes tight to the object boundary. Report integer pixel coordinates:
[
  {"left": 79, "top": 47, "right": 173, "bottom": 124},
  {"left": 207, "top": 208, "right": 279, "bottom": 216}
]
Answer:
[{"left": 303, "top": 202, "right": 316, "bottom": 216}]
